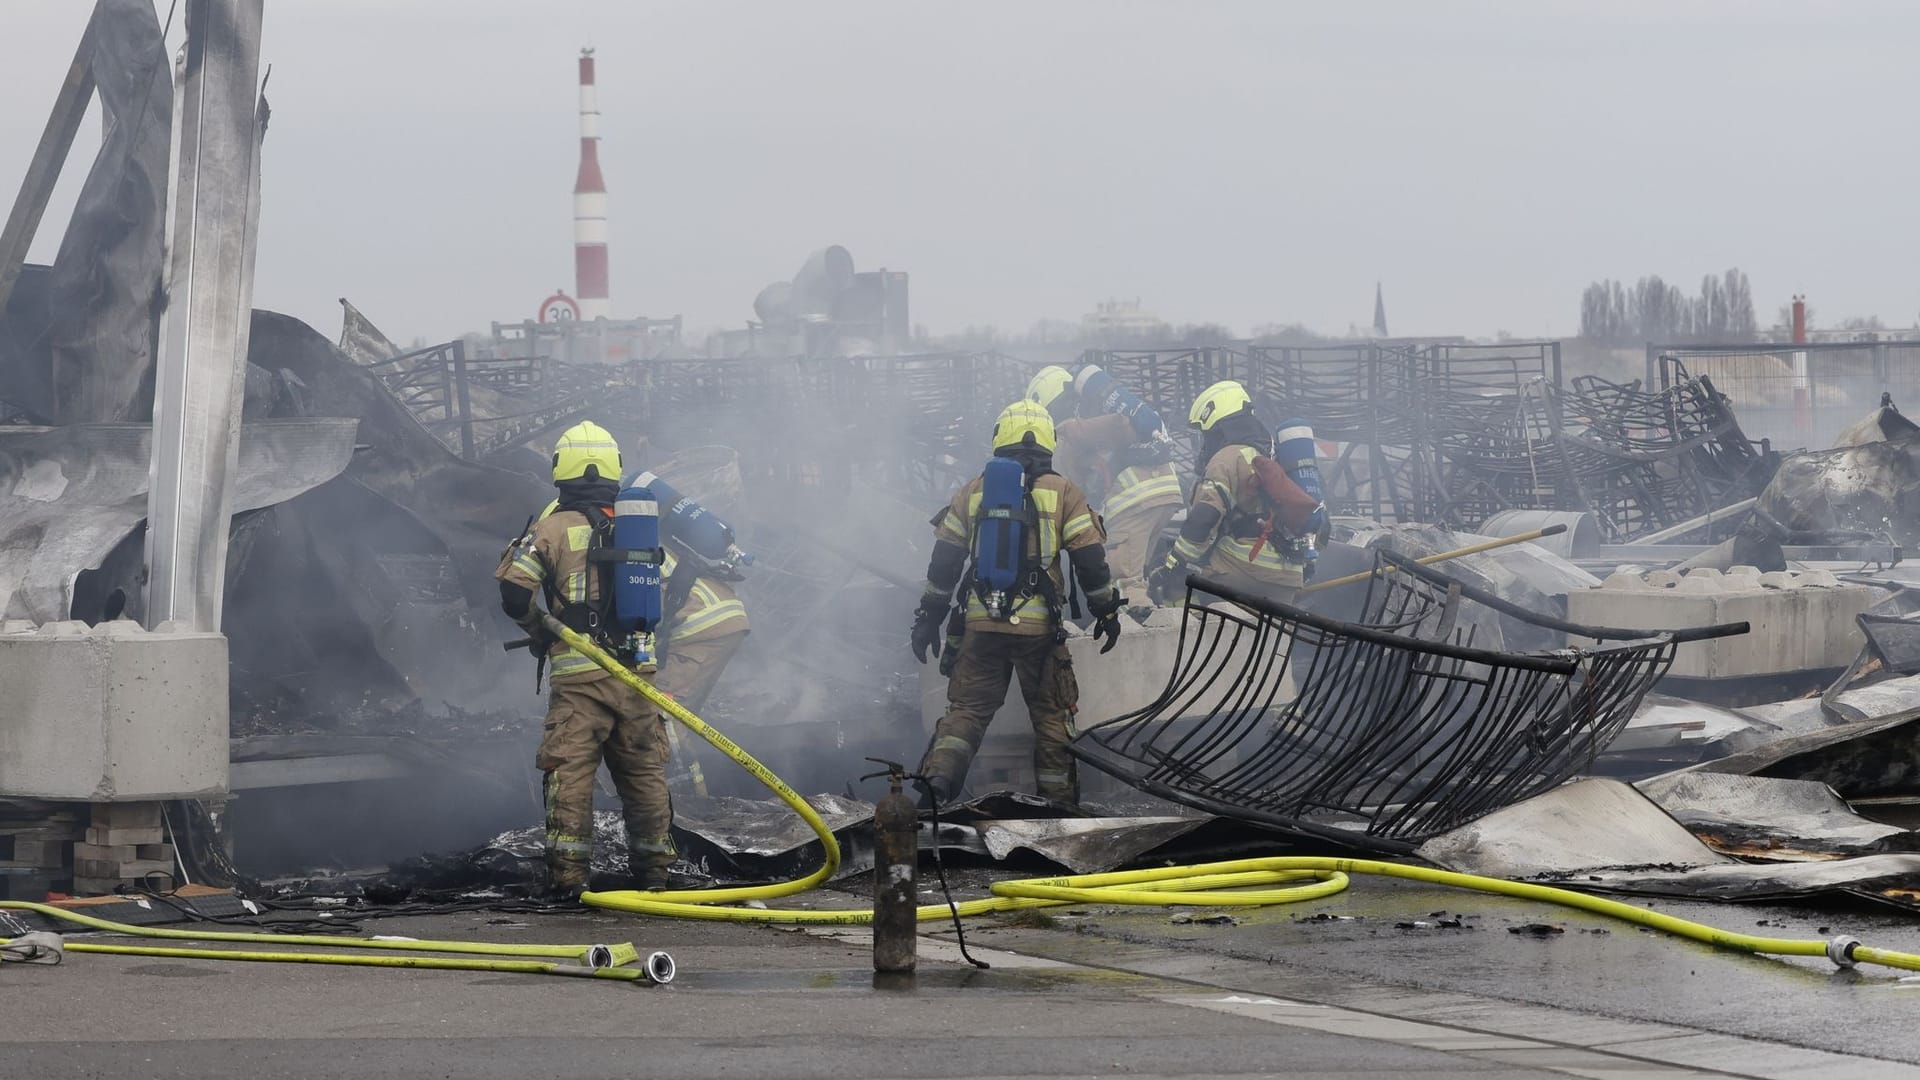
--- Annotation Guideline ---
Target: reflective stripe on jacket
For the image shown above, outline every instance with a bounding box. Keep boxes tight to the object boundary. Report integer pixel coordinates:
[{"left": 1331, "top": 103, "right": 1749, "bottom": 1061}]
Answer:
[
  {"left": 662, "top": 550, "right": 750, "bottom": 645},
  {"left": 494, "top": 508, "right": 612, "bottom": 682},
  {"left": 1103, "top": 462, "right": 1183, "bottom": 520},
  {"left": 1173, "top": 444, "right": 1301, "bottom": 575},
  {"left": 934, "top": 471, "right": 1103, "bottom": 636}
]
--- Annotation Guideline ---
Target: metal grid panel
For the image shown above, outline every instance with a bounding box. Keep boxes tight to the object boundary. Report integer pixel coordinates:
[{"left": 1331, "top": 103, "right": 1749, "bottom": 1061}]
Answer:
[
  {"left": 1246, "top": 345, "right": 1372, "bottom": 438},
  {"left": 1073, "top": 552, "right": 1741, "bottom": 849},
  {"left": 1080, "top": 347, "right": 1250, "bottom": 419},
  {"left": 1653, "top": 341, "right": 1920, "bottom": 451},
  {"left": 1422, "top": 341, "right": 1561, "bottom": 400}
]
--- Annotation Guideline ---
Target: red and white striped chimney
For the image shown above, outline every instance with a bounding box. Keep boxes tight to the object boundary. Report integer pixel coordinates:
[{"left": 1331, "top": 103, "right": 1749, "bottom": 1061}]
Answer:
[{"left": 573, "top": 47, "right": 610, "bottom": 320}]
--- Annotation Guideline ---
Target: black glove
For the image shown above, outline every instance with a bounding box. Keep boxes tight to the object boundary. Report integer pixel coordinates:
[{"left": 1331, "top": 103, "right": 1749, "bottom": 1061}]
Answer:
[
  {"left": 1146, "top": 559, "right": 1184, "bottom": 605},
  {"left": 938, "top": 606, "right": 965, "bottom": 677},
  {"left": 911, "top": 597, "right": 949, "bottom": 664},
  {"left": 530, "top": 624, "right": 557, "bottom": 658},
  {"left": 1085, "top": 587, "right": 1124, "bottom": 654}
]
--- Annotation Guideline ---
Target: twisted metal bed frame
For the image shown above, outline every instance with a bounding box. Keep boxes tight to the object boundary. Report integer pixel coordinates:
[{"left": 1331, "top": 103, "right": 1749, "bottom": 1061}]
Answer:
[{"left": 1071, "top": 551, "right": 1747, "bottom": 852}]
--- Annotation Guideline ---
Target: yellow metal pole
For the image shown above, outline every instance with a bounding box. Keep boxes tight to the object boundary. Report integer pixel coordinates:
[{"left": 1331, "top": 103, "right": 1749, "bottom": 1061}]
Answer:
[{"left": 1300, "top": 524, "right": 1567, "bottom": 596}]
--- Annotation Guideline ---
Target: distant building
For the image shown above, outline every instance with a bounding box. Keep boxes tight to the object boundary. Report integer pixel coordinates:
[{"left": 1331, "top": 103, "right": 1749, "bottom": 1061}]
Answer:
[{"left": 1081, "top": 298, "right": 1166, "bottom": 340}]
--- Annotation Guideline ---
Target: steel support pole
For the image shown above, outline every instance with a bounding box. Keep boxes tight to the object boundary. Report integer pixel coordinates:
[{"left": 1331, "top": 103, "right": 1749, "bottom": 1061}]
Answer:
[
  {"left": 145, "top": 0, "right": 265, "bottom": 632},
  {"left": 0, "top": 19, "right": 96, "bottom": 315},
  {"left": 1790, "top": 295, "right": 1811, "bottom": 441},
  {"left": 451, "top": 341, "right": 475, "bottom": 459}
]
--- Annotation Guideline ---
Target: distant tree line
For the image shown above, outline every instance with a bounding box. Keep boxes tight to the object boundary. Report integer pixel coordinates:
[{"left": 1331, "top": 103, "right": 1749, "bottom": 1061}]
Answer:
[{"left": 1579, "top": 269, "right": 1756, "bottom": 346}]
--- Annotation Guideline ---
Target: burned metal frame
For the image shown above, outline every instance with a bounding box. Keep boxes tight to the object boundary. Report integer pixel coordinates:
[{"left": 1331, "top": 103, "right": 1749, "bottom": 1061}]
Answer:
[
  {"left": 1087, "top": 342, "right": 1589, "bottom": 529},
  {"left": 1648, "top": 339, "right": 1920, "bottom": 451},
  {"left": 1071, "top": 551, "right": 1747, "bottom": 851},
  {"left": 1233, "top": 341, "right": 1767, "bottom": 540},
  {"left": 359, "top": 335, "right": 1769, "bottom": 543},
  {"left": 361, "top": 342, "right": 1037, "bottom": 489},
  {"left": 1247, "top": 343, "right": 1428, "bottom": 523}
]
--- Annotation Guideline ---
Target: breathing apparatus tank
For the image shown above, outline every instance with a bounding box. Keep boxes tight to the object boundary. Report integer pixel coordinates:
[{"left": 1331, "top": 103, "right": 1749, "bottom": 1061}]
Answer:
[
  {"left": 1074, "top": 365, "right": 1168, "bottom": 443},
  {"left": 974, "top": 456, "right": 1029, "bottom": 620},
  {"left": 1272, "top": 420, "right": 1328, "bottom": 568},
  {"left": 606, "top": 484, "right": 665, "bottom": 664},
  {"left": 629, "top": 469, "right": 751, "bottom": 570}
]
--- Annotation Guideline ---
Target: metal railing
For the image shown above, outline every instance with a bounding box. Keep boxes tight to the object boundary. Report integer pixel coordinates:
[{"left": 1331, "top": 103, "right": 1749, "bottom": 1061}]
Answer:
[
  {"left": 1647, "top": 340, "right": 1920, "bottom": 451},
  {"left": 357, "top": 334, "right": 1769, "bottom": 539},
  {"left": 1072, "top": 551, "right": 1747, "bottom": 850}
]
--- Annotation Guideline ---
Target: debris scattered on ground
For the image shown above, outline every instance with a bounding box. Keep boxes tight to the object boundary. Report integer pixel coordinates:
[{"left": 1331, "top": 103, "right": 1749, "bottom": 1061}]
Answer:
[
  {"left": 1075, "top": 552, "right": 1735, "bottom": 852},
  {"left": 996, "top": 910, "right": 1059, "bottom": 930},
  {"left": 1508, "top": 924, "right": 1566, "bottom": 936},
  {"left": 1170, "top": 912, "right": 1237, "bottom": 926},
  {"left": 1396, "top": 916, "right": 1471, "bottom": 930}
]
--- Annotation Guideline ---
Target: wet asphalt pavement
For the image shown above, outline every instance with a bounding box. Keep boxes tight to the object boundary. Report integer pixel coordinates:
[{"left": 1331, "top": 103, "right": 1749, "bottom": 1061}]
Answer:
[
  {"left": 8, "top": 877, "right": 1920, "bottom": 1078},
  {"left": 0, "top": 907, "right": 1555, "bottom": 1080},
  {"left": 948, "top": 873, "right": 1920, "bottom": 1063}
]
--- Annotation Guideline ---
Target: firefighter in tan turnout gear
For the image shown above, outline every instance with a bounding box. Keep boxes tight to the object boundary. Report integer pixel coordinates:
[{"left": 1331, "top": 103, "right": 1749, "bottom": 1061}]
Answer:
[
  {"left": 633, "top": 463, "right": 754, "bottom": 797},
  {"left": 1026, "top": 365, "right": 1184, "bottom": 598},
  {"left": 1147, "top": 380, "right": 1324, "bottom": 607},
  {"left": 910, "top": 400, "right": 1124, "bottom": 807},
  {"left": 495, "top": 421, "right": 677, "bottom": 896}
]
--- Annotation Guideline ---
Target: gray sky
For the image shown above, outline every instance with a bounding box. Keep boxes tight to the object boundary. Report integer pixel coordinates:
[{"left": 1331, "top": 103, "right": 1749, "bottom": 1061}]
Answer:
[{"left": 6, "top": 1, "right": 1919, "bottom": 345}]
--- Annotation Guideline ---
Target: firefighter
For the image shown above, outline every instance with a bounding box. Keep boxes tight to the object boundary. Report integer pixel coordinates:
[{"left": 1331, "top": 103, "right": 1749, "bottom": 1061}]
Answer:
[
  {"left": 652, "top": 547, "right": 750, "bottom": 796},
  {"left": 656, "top": 551, "right": 749, "bottom": 717},
  {"left": 495, "top": 420, "right": 676, "bottom": 896},
  {"left": 623, "top": 464, "right": 754, "bottom": 796},
  {"left": 1146, "top": 380, "right": 1310, "bottom": 606},
  {"left": 909, "top": 400, "right": 1124, "bottom": 807},
  {"left": 1027, "top": 365, "right": 1184, "bottom": 598}
]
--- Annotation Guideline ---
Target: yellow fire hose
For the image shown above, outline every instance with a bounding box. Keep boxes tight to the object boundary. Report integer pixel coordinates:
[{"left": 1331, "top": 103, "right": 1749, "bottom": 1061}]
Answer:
[
  {"left": 11, "top": 611, "right": 1915, "bottom": 981},
  {"left": 0, "top": 899, "right": 621, "bottom": 961},
  {"left": 559, "top": 618, "right": 1920, "bottom": 975},
  {"left": 10, "top": 938, "right": 669, "bottom": 982},
  {"left": 0, "top": 899, "right": 671, "bottom": 977},
  {"left": 0, "top": 864, "right": 678, "bottom": 980},
  {"left": 0, "top": 897, "right": 677, "bottom": 982}
]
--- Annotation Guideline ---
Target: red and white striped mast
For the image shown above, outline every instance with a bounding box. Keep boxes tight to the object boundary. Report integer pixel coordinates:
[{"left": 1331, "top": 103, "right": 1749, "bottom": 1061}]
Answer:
[{"left": 573, "top": 47, "right": 610, "bottom": 320}]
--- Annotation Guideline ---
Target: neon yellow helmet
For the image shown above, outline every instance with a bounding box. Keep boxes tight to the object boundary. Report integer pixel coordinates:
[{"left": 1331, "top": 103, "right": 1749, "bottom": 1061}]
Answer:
[
  {"left": 992, "top": 399, "right": 1057, "bottom": 454},
  {"left": 1188, "top": 380, "right": 1253, "bottom": 432},
  {"left": 1025, "top": 366, "right": 1075, "bottom": 418},
  {"left": 551, "top": 420, "right": 622, "bottom": 482}
]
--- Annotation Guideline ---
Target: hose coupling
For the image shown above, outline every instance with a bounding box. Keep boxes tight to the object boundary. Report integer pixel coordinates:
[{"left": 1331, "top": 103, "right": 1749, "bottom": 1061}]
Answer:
[
  {"left": 1826, "top": 935, "right": 1861, "bottom": 968},
  {"left": 645, "top": 950, "right": 677, "bottom": 984}
]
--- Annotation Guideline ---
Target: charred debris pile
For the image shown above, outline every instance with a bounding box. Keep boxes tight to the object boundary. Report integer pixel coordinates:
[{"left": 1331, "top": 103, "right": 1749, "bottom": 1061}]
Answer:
[{"left": 21, "top": 259, "right": 1920, "bottom": 892}]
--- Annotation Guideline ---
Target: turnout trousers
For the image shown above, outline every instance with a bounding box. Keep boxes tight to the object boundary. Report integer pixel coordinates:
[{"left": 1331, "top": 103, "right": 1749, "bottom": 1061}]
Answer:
[
  {"left": 920, "top": 629, "right": 1080, "bottom": 804},
  {"left": 536, "top": 672, "right": 676, "bottom": 891},
  {"left": 1192, "top": 550, "right": 1304, "bottom": 609},
  {"left": 1104, "top": 502, "right": 1180, "bottom": 600},
  {"left": 654, "top": 630, "right": 749, "bottom": 796}
]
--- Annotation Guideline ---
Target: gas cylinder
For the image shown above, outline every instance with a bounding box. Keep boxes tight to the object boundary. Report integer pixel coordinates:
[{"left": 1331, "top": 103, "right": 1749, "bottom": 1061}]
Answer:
[
  {"left": 630, "top": 469, "right": 749, "bottom": 567},
  {"left": 609, "top": 484, "right": 665, "bottom": 664},
  {"left": 1273, "top": 420, "right": 1325, "bottom": 509},
  {"left": 973, "top": 456, "right": 1028, "bottom": 620},
  {"left": 1272, "top": 419, "right": 1329, "bottom": 568},
  {"left": 869, "top": 759, "right": 920, "bottom": 974},
  {"left": 1074, "top": 365, "right": 1167, "bottom": 442}
]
